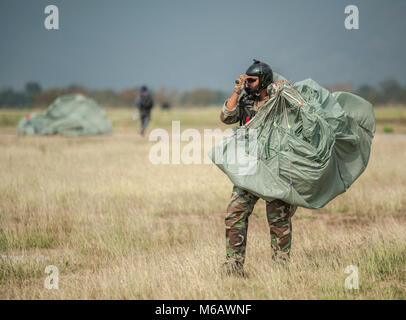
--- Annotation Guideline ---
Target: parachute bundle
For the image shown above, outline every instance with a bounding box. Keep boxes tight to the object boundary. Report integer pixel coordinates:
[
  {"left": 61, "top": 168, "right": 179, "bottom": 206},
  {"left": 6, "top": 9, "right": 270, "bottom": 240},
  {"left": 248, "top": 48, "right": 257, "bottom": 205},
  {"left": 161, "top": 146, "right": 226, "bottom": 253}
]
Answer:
[
  {"left": 17, "top": 94, "right": 112, "bottom": 136},
  {"left": 209, "top": 76, "right": 376, "bottom": 209}
]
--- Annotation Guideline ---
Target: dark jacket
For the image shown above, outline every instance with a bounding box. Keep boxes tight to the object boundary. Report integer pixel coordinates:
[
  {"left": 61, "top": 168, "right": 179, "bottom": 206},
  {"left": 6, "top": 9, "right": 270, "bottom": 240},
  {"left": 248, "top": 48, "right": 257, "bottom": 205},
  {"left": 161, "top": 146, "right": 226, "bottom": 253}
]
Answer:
[{"left": 136, "top": 93, "right": 154, "bottom": 115}]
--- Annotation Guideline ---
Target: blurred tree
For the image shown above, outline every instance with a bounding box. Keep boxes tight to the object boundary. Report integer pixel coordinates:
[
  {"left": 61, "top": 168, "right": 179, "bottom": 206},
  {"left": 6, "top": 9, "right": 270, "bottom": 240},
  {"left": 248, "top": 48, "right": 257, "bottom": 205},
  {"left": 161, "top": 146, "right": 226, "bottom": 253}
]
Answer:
[
  {"left": 357, "top": 84, "right": 380, "bottom": 105},
  {"left": 24, "top": 82, "right": 42, "bottom": 105},
  {"left": 25, "top": 82, "right": 42, "bottom": 96},
  {"left": 181, "top": 88, "right": 228, "bottom": 106},
  {"left": 379, "top": 79, "right": 402, "bottom": 103},
  {"left": 0, "top": 88, "right": 15, "bottom": 107},
  {"left": 89, "top": 89, "right": 118, "bottom": 106},
  {"left": 65, "top": 84, "right": 89, "bottom": 96},
  {"left": 0, "top": 88, "right": 29, "bottom": 107},
  {"left": 327, "top": 82, "right": 354, "bottom": 93},
  {"left": 117, "top": 88, "right": 140, "bottom": 106},
  {"left": 402, "top": 87, "right": 406, "bottom": 105},
  {"left": 33, "top": 88, "right": 65, "bottom": 106},
  {"left": 155, "top": 87, "right": 179, "bottom": 109}
]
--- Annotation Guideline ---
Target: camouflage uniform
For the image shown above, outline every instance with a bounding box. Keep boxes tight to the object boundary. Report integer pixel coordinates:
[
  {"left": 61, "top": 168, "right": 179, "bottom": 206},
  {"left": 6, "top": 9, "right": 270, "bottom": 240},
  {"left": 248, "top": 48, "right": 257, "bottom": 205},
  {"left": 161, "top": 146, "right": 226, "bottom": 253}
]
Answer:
[
  {"left": 220, "top": 96, "right": 298, "bottom": 269},
  {"left": 225, "top": 186, "right": 297, "bottom": 266}
]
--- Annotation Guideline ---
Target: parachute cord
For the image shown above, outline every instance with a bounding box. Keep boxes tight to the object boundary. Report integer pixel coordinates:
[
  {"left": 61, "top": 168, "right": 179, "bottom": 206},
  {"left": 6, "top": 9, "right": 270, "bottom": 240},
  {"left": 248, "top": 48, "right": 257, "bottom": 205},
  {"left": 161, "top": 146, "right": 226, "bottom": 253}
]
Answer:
[
  {"left": 281, "top": 95, "right": 293, "bottom": 188},
  {"left": 273, "top": 98, "right": 281, "bottom": 153}
]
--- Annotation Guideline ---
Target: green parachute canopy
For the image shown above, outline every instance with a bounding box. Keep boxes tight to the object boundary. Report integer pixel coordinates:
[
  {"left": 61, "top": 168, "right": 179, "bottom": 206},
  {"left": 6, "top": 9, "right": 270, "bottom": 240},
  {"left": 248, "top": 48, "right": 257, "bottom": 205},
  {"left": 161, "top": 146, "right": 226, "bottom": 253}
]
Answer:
[
  {"left": 209, "top": 75, "right": 375, "bottom": 209},
  {"left": 17, "top": 94, "right": 113, "bottom": 136}
]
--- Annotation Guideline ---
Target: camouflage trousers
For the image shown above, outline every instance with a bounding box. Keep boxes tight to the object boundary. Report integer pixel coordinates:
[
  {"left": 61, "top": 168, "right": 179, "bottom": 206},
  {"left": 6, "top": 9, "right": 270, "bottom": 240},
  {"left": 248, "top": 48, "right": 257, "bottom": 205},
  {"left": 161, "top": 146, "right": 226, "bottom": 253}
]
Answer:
[{"left": 225, "top": 186, "right": 297, "bottom": 265}]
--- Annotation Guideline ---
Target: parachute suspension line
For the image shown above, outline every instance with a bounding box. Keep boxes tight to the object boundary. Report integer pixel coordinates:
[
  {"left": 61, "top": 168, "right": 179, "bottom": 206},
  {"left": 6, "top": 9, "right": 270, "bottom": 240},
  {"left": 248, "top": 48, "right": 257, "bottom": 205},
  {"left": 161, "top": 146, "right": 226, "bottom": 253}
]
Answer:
[
  {"left": 263, "top": 97, "right": 278, "bottom": 159},
  {"left": 272, "top": 97, "right": 281, "bottom": 153},
  {"left": 284, "top": 91, "right": 303, "bottom": 106},
  {"left": 281, "top": 95, "right": 293, "bottom": 188}
]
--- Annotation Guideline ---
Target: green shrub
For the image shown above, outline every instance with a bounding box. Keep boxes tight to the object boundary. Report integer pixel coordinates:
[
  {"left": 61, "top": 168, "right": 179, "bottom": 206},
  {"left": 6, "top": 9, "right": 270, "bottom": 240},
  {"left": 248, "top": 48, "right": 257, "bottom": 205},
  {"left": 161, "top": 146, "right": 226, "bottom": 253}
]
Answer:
[{"left": 383, "top": 125, "right": 394, "bottom": 133}]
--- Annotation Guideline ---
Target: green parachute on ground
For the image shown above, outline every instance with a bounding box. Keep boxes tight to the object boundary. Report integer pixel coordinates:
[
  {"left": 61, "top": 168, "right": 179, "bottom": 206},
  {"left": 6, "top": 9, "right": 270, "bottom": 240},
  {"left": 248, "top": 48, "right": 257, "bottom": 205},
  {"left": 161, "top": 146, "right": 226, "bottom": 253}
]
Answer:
[
  {"left": 17, "top": 94, "right": 113, "bottom": 136},
  {"left": 209, "top": 74, "right": 376, "bottom": 209}
]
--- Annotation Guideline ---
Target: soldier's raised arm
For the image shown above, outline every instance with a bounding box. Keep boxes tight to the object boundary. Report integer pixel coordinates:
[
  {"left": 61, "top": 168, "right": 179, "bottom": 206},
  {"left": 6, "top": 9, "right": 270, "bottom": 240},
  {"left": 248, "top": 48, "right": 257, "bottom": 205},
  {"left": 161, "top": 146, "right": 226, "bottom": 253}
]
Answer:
[{"left": 220, "top": 74, "right": 247, "bottom": 125}]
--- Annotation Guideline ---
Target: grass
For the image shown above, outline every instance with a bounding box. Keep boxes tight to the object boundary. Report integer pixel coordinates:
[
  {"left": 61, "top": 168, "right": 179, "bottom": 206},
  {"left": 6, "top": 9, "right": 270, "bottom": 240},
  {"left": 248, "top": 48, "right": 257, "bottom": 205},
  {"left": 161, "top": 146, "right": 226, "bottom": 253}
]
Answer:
[
  {"left": 1, "top": 104, "right": 406, "bottom": 133},
  {"left": 0, "top": 107, "right": 405, "bottom": 299},
  {"left": 373, "top": 105, "right": 406, "bottom": 120},
  {"left": 0, "top": 111, "right": 31, "bottom": 127}
]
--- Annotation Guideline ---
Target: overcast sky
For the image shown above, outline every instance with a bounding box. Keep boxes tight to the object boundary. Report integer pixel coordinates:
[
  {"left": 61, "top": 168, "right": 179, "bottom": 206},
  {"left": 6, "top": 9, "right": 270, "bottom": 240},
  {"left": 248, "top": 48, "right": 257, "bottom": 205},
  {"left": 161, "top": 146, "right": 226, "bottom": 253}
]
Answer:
[{"left": 1, "top": 0, "right": 405, "bottom": 92}]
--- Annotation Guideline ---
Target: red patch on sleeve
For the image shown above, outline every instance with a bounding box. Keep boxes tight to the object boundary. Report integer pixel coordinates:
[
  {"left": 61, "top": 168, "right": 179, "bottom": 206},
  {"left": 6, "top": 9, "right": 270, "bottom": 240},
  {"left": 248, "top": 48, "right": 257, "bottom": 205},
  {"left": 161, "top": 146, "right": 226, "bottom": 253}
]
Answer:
[
  {"left": 25, "top": 114, "right": 30, "bottom": 119},
  {"left": 245, "top": 116, "right": 250, "bottom": 123}
]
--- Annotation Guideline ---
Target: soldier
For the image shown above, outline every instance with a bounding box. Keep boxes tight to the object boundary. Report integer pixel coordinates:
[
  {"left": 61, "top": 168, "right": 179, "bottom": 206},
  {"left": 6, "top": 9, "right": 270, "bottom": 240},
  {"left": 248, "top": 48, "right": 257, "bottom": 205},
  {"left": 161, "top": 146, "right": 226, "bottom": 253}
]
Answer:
[
  {"left": 220, "top": 60, "right": 298, "bottom": 276},
  {"left": 135, "top": 85, "right": 154, "bottom": 136}
]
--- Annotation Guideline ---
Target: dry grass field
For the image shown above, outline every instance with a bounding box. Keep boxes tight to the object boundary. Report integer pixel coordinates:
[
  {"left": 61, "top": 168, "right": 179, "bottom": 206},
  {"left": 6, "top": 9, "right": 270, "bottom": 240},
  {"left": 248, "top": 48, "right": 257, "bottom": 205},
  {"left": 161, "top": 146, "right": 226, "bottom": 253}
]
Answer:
[{"left": 0, "top": 107, "right": 405, "bottom": 299}]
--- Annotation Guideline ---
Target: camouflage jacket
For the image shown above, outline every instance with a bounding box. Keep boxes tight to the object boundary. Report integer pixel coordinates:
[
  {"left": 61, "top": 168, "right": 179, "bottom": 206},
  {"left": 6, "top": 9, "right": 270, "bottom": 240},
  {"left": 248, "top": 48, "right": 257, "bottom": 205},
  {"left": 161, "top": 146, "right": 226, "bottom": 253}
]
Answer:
[{"left": 220, "top": 92, "right": 270, "bottom": 126}]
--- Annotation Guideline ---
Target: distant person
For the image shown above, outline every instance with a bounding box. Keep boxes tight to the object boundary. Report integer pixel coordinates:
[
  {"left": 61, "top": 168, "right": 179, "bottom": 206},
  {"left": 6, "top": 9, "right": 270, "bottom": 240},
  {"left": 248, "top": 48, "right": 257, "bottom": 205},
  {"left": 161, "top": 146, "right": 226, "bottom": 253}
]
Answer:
[{"left": 135, "top": 86, "right": 154, "bottom": 136}]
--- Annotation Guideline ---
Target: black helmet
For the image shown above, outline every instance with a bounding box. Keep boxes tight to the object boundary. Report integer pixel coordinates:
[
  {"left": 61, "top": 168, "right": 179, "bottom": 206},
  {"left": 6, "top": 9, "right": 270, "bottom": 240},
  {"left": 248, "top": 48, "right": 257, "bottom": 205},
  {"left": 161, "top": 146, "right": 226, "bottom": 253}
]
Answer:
[{"left": 244, "top": 59, "right": 273, "bottom": 95}]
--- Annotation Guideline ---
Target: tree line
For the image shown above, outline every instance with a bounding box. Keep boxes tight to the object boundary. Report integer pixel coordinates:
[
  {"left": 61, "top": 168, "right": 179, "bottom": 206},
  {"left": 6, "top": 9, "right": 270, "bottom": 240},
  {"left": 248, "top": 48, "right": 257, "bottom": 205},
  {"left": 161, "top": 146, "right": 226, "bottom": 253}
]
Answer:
[{"left": 1, "top": 79, "right": 405, "bottom": 108}]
